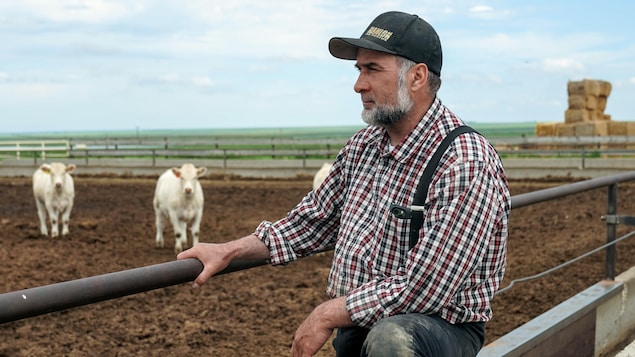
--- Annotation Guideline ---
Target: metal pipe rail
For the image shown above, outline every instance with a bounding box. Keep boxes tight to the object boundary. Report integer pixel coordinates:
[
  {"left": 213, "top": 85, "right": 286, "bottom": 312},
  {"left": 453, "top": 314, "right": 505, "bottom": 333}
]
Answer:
[
  {"left": 0, "top": 259, "right": 268, "bottom": 324},
  {"left": 511, "top": 171, "right": 635, "bottom": 208},
  {"left": 2, "top": 171, "right": 635, "bottom": 324}
]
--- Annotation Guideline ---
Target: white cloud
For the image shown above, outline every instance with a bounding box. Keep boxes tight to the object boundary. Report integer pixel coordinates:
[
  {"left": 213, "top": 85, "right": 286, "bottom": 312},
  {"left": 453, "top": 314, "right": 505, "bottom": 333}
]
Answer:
[
  {"left": 7, "top": 0, "right": 143, "bottom": 23},
  {"left": 0, "top": 83, "right": 62, "bottom": 98},
  {"left": 542, "top": 58, "right": 585, "bottom": 73},
  {"left": 470, "top": 5, "right": 494, "bottom": 14},
  {"left": 468, "top": 5, "right": 512, "bottom": 20}
]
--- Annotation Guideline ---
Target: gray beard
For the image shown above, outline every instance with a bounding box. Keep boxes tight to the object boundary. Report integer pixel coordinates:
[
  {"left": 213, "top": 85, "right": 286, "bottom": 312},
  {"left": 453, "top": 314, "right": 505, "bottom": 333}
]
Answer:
[
  {"left": 362, "top": 106, "right": 408, "bottom": 127},
  {"left": 361, "top": 85, "right": 414, "bottom": 127}
]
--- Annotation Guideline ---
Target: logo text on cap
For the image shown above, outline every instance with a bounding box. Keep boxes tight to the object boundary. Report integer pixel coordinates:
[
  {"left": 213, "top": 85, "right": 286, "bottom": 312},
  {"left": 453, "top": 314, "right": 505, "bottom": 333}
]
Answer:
[{"left": 364, "top": 26, "right": 393, "bottom": 42}]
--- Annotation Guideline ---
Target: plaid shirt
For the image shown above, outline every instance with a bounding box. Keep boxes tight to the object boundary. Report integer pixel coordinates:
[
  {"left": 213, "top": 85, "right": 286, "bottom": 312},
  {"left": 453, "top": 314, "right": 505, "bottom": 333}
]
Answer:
[{"left": 255, "top": 97, "right": 511, "bottom": 328}]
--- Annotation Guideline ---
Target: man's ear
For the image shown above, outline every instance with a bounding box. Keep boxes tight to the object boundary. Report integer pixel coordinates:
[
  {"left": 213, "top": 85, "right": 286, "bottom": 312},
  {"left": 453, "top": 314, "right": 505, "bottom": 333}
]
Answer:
[{"left": 410, "top": 63, "right": 429, "bottom": 92}]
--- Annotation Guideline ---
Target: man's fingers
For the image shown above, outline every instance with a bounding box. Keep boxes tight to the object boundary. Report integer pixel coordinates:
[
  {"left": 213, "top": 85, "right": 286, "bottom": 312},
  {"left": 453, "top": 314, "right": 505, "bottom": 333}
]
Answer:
[{"left": 176, "top": 249, "right": 193, "bottom": 260}]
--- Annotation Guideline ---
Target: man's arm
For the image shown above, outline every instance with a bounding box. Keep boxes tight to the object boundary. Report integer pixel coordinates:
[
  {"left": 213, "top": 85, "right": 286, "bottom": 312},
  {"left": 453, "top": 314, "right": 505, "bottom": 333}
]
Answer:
[{"left": 177, "top": 234, "right": 270, "bottom": 287}]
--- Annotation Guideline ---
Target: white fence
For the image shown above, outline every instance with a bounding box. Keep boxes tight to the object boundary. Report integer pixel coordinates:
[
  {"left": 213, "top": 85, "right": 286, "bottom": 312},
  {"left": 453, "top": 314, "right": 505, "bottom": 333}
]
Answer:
[{"left": 0, "top": 140, "right": 70, "bottom": 160}]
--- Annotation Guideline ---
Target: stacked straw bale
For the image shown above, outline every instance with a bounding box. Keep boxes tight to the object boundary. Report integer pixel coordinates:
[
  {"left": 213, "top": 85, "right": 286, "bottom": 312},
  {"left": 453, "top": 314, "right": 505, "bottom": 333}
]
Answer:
[
  {"left": 535, "top": 78, "right": 635, "bottom": 139},
  {"left": 565, "top": 79, "right": 612, "bottom": 124}
]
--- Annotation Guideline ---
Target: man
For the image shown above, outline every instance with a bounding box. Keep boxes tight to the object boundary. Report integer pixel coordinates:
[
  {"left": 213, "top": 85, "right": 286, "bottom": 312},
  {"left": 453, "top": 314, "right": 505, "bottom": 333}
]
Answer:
[{"left": 177, "top": 11, "right": 511, "bottom": 357}]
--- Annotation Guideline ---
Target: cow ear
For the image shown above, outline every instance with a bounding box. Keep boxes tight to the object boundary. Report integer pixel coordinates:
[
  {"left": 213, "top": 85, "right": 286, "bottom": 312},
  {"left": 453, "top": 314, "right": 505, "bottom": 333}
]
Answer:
[
  {"left": 66, "top": 164, "right": 76, "bottom": 173},
  {"left": 197, "top": 167, "right": 207, "bottom": 177},
  {"left": 171, "top": 168, "right": 181, "bottom": 178},
  {"left": 40, "top": 164, "right": 51, "bottom": 174}
]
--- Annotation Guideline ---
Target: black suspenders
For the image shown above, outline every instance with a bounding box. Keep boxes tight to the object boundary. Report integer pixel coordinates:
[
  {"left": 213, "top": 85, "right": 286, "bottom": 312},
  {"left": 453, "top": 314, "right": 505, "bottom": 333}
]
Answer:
[{"left": 389, "top": 125, "right": 477, "bottom": 250}]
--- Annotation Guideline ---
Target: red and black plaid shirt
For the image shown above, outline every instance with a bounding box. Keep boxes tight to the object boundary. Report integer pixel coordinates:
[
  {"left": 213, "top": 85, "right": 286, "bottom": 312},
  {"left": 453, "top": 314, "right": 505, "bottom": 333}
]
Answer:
[{"left": 255, "top": 97, "right": 511, "bottom": 328}]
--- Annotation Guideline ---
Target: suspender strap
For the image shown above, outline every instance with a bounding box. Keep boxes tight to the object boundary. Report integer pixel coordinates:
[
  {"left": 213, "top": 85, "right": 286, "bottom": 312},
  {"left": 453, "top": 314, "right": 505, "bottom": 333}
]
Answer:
[{"left": 408, "top": 125, "right": 476, "bottom": 250}]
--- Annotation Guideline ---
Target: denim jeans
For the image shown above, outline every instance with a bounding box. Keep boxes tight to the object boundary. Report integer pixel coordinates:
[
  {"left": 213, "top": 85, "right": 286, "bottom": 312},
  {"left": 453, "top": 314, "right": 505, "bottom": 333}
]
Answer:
[{"left": 332, "top": 314, "right": 484, "bottom": 357}]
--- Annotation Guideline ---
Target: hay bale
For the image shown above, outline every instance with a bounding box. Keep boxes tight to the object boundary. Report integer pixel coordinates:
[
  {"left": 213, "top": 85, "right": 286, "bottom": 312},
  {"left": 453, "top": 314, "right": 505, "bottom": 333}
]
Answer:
[
  {"left": 594, "top": 121, "right": 610, "bottom": 136},
  {"left": 596, "top": 96, "right": 608, "bottom": 112},
  {"left": 556, "top": 123, "right": 576, "bottom": 137},
  {"left": 567, "top": 79, "right": 612, "bottom": 97},
  {"left": 572, "top": 121, "right": 610, "bottom": 137},
  {"left": 609, "top": 121, "right": 628, "bottom": 136},
  {"left": 568, "top": 94, "right": 605, "bottom": 111},
  {"left": 565, "top": 109, "right": 593, "bottom": 123},
  {"left": 575, "top": 122, "right": 596, "bottom": 136},
  {"left": 535, "top": 122, "right": 559, "bottom": 137}
]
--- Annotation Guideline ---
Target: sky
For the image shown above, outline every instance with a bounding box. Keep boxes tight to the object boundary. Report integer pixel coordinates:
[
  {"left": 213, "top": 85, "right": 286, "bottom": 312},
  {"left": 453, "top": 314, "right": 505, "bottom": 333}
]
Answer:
[{"left": 1, "top": 1, "right": 633, "bottom": 134}]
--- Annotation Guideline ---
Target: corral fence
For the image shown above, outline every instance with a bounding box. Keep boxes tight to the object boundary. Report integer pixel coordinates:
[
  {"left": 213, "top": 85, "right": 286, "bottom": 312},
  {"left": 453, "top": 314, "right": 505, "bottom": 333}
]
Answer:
[
  {"left": 0, "top": 137, "right": 345, "bottom": 163},
  {"left": 2, "top": 171, "right": 635, "bottom": 357},
  {"left": 5, "top": 136, "right": 635, "bottom": 180},
  {"left": 4, "top": 136, "right": 635, "bottom": 163}
]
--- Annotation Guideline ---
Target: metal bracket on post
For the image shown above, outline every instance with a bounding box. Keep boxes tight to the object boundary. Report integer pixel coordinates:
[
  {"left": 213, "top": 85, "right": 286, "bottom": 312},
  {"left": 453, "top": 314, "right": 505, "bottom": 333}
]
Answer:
[{"left": 601, "top": 215, "right": 635, "bottom": 226}]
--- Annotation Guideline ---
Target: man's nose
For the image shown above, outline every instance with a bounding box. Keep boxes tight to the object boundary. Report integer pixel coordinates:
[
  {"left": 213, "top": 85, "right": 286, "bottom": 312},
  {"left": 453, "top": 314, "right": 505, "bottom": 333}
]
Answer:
[{"left": 354, "top": 74, "right": 368, "bottom": 93}]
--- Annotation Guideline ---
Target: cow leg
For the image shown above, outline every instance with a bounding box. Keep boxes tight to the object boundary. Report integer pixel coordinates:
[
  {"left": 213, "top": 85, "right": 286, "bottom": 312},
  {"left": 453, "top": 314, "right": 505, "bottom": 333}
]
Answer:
[
  {"left": 190, "top": 211, "right": 203, "bottom": 247},
  {"left": 35, "top": 200, "right": 49, "bottom": 236},
  {"left": 61, "top": 202, "right": 73, "bottom": 236},
  {"left": 175, "top": 221, "right": 188, "bottom": 254},
  {"left": 155, "top": 210, "right": 165, "bottom": 248},
  {"left": 48, "top": 207, "right": 60, "bottom": 238},
  {"left": 169, "top": 213, "right": 184, "bottom": 254}
]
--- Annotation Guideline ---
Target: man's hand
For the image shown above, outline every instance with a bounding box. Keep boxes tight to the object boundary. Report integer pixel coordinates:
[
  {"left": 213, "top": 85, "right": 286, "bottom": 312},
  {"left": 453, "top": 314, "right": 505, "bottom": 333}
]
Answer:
[
  {"left": 177, "top": 242, "right": 230, "bottom": 287},
  {"left": 291, "top": 297, "right": 354, "bottom": 357},
  {"left": 177, "top": 234, "right": 271, "bottom": 287}
]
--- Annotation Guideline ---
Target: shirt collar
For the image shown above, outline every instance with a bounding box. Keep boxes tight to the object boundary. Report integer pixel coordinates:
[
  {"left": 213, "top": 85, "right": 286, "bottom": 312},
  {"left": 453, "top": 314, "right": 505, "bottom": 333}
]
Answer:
[{"left": 374, "top": 96, "right": 444, "bottom": 163}]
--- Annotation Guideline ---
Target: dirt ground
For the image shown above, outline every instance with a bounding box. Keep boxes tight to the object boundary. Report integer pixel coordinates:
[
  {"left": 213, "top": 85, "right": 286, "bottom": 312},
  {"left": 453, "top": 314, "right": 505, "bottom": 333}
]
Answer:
[{"left": 2, "top": 174, "right": 635, "bottom": 356}]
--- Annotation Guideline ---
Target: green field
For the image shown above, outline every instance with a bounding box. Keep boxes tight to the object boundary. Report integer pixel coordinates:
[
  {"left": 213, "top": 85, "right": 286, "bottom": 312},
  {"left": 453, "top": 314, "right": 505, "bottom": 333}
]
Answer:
[{"left": 0, "top": 122, "right": 537, "bottom": 141}]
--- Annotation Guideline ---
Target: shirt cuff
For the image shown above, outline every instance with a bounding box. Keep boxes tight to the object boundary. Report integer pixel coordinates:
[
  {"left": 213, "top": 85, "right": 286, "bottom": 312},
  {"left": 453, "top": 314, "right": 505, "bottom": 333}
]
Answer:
[
  {"left": 345, "top": 282, "right": 383, "bottom": 328},
  {"left": 253, "top": 220, "right": 289, "bottom": 266}
]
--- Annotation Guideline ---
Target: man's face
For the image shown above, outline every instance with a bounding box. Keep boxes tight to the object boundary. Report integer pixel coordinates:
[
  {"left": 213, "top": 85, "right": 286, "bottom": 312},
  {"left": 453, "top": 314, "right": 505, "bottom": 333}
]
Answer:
[{"left": 354, "top": 49, "right": 413, "bottom": 127}]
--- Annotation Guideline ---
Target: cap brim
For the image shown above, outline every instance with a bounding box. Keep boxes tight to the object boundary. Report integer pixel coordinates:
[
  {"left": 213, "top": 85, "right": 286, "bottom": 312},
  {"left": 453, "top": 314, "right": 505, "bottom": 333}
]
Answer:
[{"left": 329, "top": 37, "right": 398, "bottom": 60}]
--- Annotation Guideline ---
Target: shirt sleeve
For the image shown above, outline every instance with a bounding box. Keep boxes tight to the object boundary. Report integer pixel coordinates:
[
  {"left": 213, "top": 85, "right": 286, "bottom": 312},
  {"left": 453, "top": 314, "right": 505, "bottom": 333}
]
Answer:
[
  {"left": 254, "top": 160, "right": 344, "bottom": 266},
  {"left": 345, "top": 160, "right": 507, "bottom": 327}
]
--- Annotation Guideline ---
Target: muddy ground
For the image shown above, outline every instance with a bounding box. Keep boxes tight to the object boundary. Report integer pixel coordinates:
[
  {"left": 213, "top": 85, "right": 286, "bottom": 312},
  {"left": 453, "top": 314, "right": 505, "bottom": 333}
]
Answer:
[{"left": 2, "top": 175, "right": 635, "bottom": 356}]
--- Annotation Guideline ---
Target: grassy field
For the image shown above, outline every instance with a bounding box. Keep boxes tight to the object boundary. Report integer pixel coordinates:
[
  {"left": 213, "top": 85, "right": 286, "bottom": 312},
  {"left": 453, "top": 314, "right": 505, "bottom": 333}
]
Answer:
[
  {"left": 0, "top": 122, "right": 537, "bottom": 141},
  {"left": 0, "top": 123, "right": 540, "bottom": 161}
]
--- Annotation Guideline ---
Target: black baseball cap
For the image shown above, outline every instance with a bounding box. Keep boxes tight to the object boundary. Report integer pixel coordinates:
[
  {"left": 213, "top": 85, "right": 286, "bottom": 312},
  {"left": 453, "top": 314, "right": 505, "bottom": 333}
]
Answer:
[{"left": 328, "top": 11, "right": 442, "bottom": 76}]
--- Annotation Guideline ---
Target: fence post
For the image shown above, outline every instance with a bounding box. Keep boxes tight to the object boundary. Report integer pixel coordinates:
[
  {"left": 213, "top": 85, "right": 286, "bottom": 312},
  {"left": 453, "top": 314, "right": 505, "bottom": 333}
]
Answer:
[
  {"left": 302, "top": 149, "right": 307, "bottom": 168},
  {"left": 152, "top": 149, "right": 156, "bottom": 167},
  {"left": 223, "top": 149, "right": 227, "bottom": 170},
  {"left": 271, "top": 139, "right": 275, "bottom": 159},
  {"left": 605, "top": 183, "right": 617, "bottom": 280},
  {"left": 164, "top": 137, "right": 168, "bottom": 159}
]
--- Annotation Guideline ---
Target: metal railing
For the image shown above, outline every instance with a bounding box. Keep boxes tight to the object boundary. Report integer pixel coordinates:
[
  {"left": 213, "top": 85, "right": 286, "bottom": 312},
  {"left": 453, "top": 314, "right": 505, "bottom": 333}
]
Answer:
[{"left": 1, "top": 171, "right": 635, "bottom": 323}]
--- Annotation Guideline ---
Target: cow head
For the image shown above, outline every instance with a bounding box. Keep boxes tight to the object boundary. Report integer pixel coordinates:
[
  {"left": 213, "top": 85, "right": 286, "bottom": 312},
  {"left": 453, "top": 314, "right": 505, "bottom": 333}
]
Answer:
[
  {"left": 171, "top": 163, "right": 207, "bottom": 195},
  {"left": 40, "top": 163, "right": 76, "bottom": 190}
]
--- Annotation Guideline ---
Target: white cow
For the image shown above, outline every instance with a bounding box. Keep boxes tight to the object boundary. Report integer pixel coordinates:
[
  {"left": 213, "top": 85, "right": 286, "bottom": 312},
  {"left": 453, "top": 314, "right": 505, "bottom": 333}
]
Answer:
[
  {"left": 32, "top": 162, "right": 76, "bottom": 237},
  {"left": 312, "top": 162, "right": 333, "bottom": 190},
  {"left": 153, "top": 163, "right": 207, "bottom": 254}
]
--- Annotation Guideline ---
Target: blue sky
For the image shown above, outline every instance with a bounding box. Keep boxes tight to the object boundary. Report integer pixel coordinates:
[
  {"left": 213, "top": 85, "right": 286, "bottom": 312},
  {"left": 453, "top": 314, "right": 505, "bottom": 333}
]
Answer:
[{"left": 1, "top": 1, "right": 633, "bottom": 134}]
